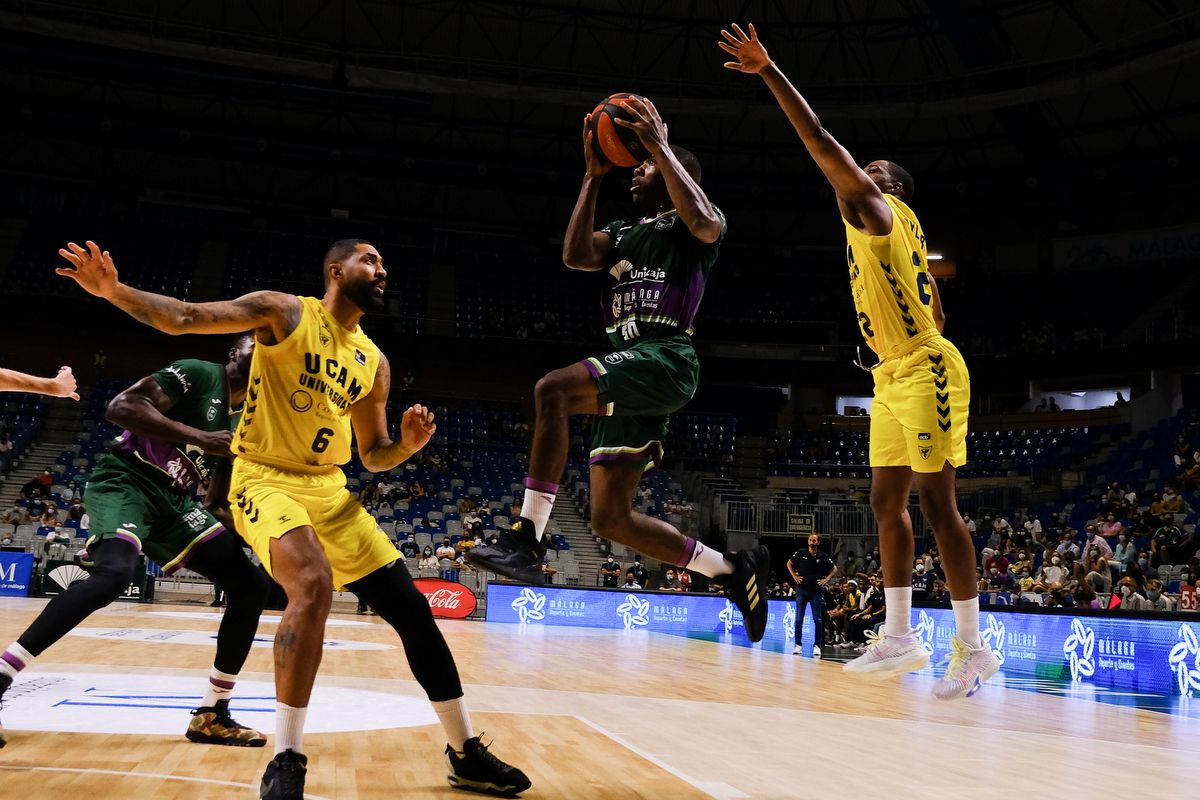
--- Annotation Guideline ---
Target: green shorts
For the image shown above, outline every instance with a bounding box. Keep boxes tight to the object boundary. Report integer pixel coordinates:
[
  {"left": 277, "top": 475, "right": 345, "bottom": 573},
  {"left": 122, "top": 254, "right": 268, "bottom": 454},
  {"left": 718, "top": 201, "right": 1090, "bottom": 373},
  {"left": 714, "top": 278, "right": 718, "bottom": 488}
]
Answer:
[
  {"left": 85, "top": 454, "right": 224, "bottom": 574},
  {"left": 580, "top": 335, "right": 699, "bottom": 471}
]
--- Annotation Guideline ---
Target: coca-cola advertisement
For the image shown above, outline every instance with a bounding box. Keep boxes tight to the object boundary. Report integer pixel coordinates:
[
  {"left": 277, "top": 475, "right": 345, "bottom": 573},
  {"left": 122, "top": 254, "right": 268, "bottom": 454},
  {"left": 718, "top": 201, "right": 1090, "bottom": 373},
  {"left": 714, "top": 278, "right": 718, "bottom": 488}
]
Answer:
[{"left": 413, "top": 578, "right": 478, "bottom": 619}]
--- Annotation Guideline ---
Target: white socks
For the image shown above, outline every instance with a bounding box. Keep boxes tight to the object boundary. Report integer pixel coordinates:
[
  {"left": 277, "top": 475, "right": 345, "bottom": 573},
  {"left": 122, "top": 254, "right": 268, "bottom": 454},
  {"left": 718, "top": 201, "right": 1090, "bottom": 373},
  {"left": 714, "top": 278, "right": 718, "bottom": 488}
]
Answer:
[
  {"left": 0, "top": 642, "right": 34, "bottom": 680},
  {"left": 684, "top": 540, "right": 734, "bottom": 578},
  {"left": 952, "top": 598, "right": 982, "bottom": 647},
  {"left": 883, "top": 587, "right": 913, "bottom": 637},
  {"left": 201, "top": 667, "right": 238, "bottom": 708},
  {"left": 522, "top": 477, "right": 559, "bottom": 539},
  {"left": 275, "top": 702, "right": 308, "bottom": 755},
  {"left": 432, "top": 697, "right": 474, "bottom": 752}
]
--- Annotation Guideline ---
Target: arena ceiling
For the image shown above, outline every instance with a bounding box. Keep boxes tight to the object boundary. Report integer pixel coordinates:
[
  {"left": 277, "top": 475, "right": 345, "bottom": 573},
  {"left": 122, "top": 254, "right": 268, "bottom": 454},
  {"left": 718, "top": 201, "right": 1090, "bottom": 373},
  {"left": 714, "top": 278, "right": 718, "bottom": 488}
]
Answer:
[{"left": 1, "top": 1, "right": 1197, "bottom": 238}]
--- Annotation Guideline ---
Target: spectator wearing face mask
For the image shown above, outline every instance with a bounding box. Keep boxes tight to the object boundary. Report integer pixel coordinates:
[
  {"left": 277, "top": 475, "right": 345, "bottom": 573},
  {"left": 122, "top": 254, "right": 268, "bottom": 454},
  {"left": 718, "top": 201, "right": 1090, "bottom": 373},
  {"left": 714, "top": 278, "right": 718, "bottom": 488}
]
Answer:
[
  {"left": 1115, "top": 578, "right": 1150, "bottom": 610},
  {"left": 1040, "top": 555, "right": 1067, "bottom": 587},
  {"left": 418, "top": 547, "right": 438, "bottom": 572},
  {"left": 1072, "top": 583, "right": 1102, "bottom": 609},
  {"left": 1113, "top": 534, "right": 1136, "bottom": 573},
  {"left": 1084, "top": 554, "right": 1113, "bottom": 594},
  {"left": 599, "top": 555, "right": 621, "bottom": 588},
  {"left": 1145, "top": 579, "right": 1176, "bottom": 611},
  {"left": 1082, "top": 525, "right": 1113, "bottom": 558},
  {"left": 1099, "top": 514, "right": 1124, "bottom": 541},
  {"left": 660, "top": 568, "right": 682, "bottom": 591},
  {"left": 983, "top": 550, "right": 1009, "bottom": 576},
  {"left": 1011, "top": 551, "right": 1032, "bottom": 577},
  {"left": 911, "top": 560, "right": 934, "bottom": 600},
  {"left": 399, "top": 538, "right": 420, "bottom": 559}
]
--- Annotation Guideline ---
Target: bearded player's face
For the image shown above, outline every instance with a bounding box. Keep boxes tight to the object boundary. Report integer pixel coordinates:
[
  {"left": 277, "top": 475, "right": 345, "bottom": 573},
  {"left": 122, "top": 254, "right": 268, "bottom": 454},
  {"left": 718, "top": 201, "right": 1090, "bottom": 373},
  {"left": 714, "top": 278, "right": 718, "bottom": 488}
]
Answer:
[{"left": 340, "top": 244, "right": 388, "bottom": 313}]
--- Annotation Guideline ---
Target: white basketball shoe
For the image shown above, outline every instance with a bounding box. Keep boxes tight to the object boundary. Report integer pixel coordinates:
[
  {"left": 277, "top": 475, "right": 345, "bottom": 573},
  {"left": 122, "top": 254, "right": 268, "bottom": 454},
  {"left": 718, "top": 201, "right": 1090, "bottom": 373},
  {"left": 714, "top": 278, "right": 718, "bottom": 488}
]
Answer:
[
  {"left": 842, "top": 629, "right": 930, "bottom": 678},
  {"left": 932, "top": 636, "right": 1000, "bottom": 701}
]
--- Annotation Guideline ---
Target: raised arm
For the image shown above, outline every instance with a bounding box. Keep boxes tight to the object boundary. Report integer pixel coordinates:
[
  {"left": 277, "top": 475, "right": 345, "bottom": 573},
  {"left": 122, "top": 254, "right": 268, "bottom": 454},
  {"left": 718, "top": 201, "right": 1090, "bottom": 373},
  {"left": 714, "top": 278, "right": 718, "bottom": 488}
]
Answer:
[
  {"left": 0, "top": 366, "right": 79, "bottom": 400},
  {"left": 106, "top": 376, "right": 232, "bottom": 457},
  {"left": 57, "top": 241, "right": 301, "bottom": 343},
  {"left": 615, "top": 97, "right": 723, "bottom": 243},
  {"left": 720, "top": 23, "right": 892, "bottom": 235},
  {"left": 562, "top": 116, "right": 615, "bottom": 271},
  {"left": 350, "top": 353, "right": 437, "bottom": 473}
]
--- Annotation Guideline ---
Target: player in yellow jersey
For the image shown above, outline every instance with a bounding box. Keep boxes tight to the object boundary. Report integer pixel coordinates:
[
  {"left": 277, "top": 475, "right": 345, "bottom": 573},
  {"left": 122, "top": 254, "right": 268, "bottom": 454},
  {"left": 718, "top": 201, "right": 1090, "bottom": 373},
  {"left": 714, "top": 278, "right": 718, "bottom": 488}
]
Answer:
[
  {"left": 721, "top": 23, "right": 999, "bottom": 700},
  {"left": 56, "top": 239, "right": 530, "bottom": 798}
]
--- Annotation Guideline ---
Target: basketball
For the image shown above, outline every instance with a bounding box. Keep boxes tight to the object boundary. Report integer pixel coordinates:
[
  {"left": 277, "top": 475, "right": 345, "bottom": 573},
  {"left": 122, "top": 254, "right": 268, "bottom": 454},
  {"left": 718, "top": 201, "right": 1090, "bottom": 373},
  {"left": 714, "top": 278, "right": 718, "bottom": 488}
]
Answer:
[{"left": 588, "top": 93, "right": 651, "bottom": 167}]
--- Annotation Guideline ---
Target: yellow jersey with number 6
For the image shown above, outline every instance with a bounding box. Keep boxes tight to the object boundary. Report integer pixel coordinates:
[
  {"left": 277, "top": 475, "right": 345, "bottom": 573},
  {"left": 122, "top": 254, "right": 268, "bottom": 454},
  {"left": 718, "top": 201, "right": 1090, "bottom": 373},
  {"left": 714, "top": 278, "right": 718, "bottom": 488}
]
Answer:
[
  {"left": 844, "top": 194, "right": 939, "bottom": 359},
  {"left": 232, "top": 296, "right": 379, "bottom": 472}
]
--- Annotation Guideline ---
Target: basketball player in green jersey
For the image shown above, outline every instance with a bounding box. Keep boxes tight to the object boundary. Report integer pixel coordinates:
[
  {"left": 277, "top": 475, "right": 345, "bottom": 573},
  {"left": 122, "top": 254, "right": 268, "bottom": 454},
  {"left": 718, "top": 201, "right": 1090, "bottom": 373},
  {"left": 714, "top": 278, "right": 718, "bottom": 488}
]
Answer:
[
  {"left": 467, "top": 95, "right": 771, "bottom": 642},
  {"left": 721, "top": 23, "right": 998, "bottom": 699}
]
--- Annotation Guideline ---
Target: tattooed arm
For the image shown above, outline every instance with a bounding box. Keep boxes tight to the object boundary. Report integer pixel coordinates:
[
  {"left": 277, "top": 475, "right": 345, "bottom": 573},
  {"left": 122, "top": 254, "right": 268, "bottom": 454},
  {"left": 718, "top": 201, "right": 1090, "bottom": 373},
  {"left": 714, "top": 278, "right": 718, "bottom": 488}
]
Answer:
[
  {"left": 57, "top": 240, "right": 301, "bottom": 343},
  {"left": 351, "top": 353, "right": 437, "bottom": 473}
]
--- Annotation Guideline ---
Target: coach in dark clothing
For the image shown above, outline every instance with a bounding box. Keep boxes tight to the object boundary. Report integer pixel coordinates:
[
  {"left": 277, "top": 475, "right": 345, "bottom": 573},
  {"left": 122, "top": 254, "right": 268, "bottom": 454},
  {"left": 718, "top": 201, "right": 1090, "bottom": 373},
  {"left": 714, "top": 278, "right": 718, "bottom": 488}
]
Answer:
[{"left": 787, "top": 534, "right": 837, "bottom": 653}]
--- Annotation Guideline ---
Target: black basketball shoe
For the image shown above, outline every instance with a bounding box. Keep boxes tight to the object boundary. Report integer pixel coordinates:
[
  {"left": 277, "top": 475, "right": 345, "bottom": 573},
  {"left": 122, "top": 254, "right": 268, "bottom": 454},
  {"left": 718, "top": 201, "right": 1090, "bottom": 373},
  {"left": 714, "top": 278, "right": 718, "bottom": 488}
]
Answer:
[
  {"left": 446, "top": 735, "right": 532, "bottom": 796},
  {"left": 464, "top": 518, "right": 546, "bottom": 584},
  {"left": 716, "top": 545, "right": 771, "bottom": 643},
  {"left": 260, "top": 749, "right": 307, "bottom": 799},
  {"left": 0, "top": 672, "right": 11, "bottom": 748}
]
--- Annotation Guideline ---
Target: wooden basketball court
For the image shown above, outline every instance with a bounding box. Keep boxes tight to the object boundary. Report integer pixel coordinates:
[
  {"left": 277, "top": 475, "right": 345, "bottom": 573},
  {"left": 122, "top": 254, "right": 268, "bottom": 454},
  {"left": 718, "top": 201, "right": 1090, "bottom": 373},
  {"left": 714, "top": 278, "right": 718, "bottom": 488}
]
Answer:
[{"left": 0, "top": 596, "right": 1191, "bottom": 798}]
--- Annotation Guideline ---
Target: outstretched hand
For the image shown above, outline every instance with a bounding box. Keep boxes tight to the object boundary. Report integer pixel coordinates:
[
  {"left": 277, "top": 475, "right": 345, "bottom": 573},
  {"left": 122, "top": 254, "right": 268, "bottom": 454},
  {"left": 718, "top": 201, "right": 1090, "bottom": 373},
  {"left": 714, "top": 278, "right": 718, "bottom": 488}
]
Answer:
[
  {"left": 49, "top": 366, "right": 80, "bottom": 401},
  {"left": 582, "top": 114, "right": 613, "bottom": 177},
  {"left": 719, "top": 23, "right": 771, "bottom": 74},
  {"left": 612, "top": 96, "right": 669, "bottom": 155},
  {"left": 400, "top": 404, "right": 437, "bottom": 453},
  {"left": 56, "top": 241, "right": 119, "bottom": 299}
]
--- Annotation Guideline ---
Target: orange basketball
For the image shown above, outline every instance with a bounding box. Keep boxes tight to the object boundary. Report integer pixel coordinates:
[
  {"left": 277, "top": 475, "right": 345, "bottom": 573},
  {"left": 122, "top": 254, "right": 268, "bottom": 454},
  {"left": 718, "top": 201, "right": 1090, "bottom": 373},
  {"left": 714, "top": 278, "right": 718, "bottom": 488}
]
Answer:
[{"left": 588, "top": 93, "right": 650, "bottom": 168}]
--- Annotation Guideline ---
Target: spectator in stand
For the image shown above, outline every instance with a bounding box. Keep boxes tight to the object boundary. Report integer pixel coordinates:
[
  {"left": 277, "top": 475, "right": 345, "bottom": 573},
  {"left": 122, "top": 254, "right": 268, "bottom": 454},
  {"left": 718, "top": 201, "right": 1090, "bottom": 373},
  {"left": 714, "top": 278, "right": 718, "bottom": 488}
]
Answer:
[
  {"left": 39, "top": 503, "right": 59, "bottom": 527},
  {"left": 1073, "top": 583, "right": 1102, "bottom": 610},
  {"left": 1055, "top": 531, "right": 1080, "bottom": 559},
  {"left": 67, "top": 498, "right": 84, "bottom": 521},
  {"left": 848, "top": 577, "right": 885, "bottom": 649},
  {"left": 509, "top": 498, "right": 523, "bottom": 519},
  {"left": 34, "top": 468, "right": 53, "bottom": 491},
  {"left": 1123, "top": 484, "right": 1139, "bottom": 506},
  {"left": 358, "top": 482, "right": 380, "bottom": 508},
  {"left": 1154, "top": 514, "right": 1190, "bottom": 561},
  {"left": 1099, "top": 513, "right": 1124, "bottom": 542},
  {"left": 1113, "top": 533, "right": 1136, "bottom": 574},
  {"left": 462, "top": 509, "right": 483, "bottom": 538},
  {"left": 1084, "top": 553, "right": 1113, "bottom": 594},
  {"left": 1162, "top": 483, "right": 1184, "bottom": 514},
  {"left": 842, "top": 550, "right": 863, "bottom": 576},
  {"left": 630, "top": 556, "right": 649, "bottom": 589},
  {"left": 393, "top": 481, "right": 412, "bottom": 502},
  {"left": 1047, "top": 397, "right": 1060, "bottom": 412},
  {"left": 1082, "top": 525, "right": 1113, "bottom": 560},
  {"left": 1019, "top": 514, "right": 1039, "bottom": 541},
  {"left": 911, "top": 561, "right": 934, "bottom": 600},
  {"left": 659, "top": 568, "right": 682, "bottom": 591},
  {"left": 418, "top": 547, "right": 438, "bottom": 572},
  {"left": 410, "top": 479, "right": 427, "bottom": 499},
  {"left": 987, "top": 564, "right": 1016, "bottom": 591},
  {"left": 541, "top": 554, "right": 557, "bottom": 585},
  {"left": 1175, "top": 436, "right": 1193, "bottom": 468},
  {"left": 1, "top": 504, "right": 30, "bottom": 525},
  {"left": 1011, "top": 550, "right": 1033, "bottom": 577},
  {"left": 1151, "top": 544, "right": 1174, "bottom": 573},
  {"left": 599, "top": 555, "right": 621, "bottom": 588},
  {"left": 1033, "top": 398, "right": 1049, "bottom": 413},
  {"left": 983, "top": 550, "right": 1009, "bottom": 575},
  {"left": 620, "top": 570, "right": 640, "bottom": 590},
  {"left": 865, "top": 546, "right": 881, "bottom": 574},
  {"left": 436, "top": 537, "right": 456, "bottom": 561},
  {"left": 0, "top": 431, "right": 12, "bottom": 472},
  {"left": 399, "top": 538, "right": 420, "bottom": 559},
  {"left": 927, "top": 579, "right": 950, "bottom": 606},
  {"left": 457, "top": 496, "right": 476, "bottom": 515},
  {"left": 676, "top": 569, "right": 692, "bottom": 592},
  {"left": 961, "top": 513, "right": 977, "bottom": 536},
  {"left": 1040, "top": 554, "right": 1067, "bottom": 588},
  {"left": 827, "top": 580, "right": 861, "bottom": 647},
  {"left": 1105, "top": 482, "right": 1124, "bottom": 506},
  {"left": 1146, "top": 579, "right": 1176, "bottom": 611},
  {"left": 1115, "top": 577, "right": 1150, "bottom": 610}
]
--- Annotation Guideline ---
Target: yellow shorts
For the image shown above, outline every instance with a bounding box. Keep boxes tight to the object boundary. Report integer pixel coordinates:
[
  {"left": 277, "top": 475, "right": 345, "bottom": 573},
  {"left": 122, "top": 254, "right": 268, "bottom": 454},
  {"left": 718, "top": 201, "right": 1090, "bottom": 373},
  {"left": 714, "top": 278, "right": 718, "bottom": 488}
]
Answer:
[
  {"left": 870, "top": 336, "right": 970, "bottom": 473},
  {"left": 229, "top": 459, "right": 398, "bottom": 590}
]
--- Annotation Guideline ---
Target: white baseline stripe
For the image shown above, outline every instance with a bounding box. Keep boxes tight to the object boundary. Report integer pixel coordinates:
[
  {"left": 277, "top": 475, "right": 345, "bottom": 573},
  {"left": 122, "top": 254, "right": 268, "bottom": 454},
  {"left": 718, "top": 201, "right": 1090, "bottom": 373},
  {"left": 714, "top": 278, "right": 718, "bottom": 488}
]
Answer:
[
  {"left": 0, "top": 765, "right": 332, "bottom": 799},
  {"left": 573, "top": 715, "right": 748, "bottom": 800}
]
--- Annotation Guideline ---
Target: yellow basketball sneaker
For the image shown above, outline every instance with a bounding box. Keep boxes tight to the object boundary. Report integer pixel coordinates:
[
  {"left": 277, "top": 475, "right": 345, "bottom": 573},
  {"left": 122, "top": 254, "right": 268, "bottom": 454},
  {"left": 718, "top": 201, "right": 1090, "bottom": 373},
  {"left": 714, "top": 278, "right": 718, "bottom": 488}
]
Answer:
[{"left": 931, "top": 636, "right": 1000, "bottom": 701}]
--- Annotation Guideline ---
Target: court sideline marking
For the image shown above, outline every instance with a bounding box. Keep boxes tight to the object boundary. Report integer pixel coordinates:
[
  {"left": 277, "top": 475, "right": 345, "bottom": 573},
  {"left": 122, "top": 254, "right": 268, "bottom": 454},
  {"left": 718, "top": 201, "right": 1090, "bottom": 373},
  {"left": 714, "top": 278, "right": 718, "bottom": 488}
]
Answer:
[{"left": 0, "top": 764, "right": 332, "bottom": 799}]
